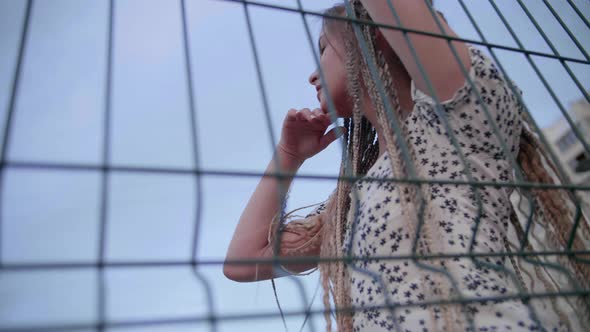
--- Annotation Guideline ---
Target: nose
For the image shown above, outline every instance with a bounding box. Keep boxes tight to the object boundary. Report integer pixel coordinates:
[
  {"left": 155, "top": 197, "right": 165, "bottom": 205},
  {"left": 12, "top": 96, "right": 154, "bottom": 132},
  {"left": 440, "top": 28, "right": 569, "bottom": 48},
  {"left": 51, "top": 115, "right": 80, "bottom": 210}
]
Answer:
[{"left": 308, "top": 69, "right": 319, "bottom": 86}]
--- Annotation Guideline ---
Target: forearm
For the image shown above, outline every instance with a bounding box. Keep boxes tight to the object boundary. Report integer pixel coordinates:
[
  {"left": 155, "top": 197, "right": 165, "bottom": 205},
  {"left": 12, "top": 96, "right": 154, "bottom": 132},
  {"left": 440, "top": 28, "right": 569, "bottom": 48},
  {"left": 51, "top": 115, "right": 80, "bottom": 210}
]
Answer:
[{"left": 224, "top": 148, "right": 304, "bottom": 281}]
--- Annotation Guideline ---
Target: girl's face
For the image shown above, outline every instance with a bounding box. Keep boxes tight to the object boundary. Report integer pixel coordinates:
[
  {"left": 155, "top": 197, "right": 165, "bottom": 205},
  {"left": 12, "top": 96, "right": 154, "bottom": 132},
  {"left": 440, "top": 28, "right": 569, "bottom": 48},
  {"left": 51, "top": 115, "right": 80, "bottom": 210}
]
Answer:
[{"left": 308, "top": 30, "right": 352, "bottom": 117}]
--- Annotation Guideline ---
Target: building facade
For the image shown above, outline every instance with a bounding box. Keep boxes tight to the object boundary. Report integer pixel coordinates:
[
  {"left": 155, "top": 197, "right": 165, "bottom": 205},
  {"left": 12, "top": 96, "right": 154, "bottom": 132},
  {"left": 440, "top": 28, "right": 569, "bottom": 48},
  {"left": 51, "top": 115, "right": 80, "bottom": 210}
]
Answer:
[{"left": 542, "top": 96, "right": 590, "bottom": 218}]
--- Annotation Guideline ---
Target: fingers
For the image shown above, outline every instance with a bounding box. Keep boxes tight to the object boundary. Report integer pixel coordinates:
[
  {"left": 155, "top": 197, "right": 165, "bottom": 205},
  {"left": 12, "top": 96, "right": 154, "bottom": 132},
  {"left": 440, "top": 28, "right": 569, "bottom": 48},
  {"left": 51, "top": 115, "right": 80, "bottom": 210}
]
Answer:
[
  {"left": 295, "top": 108, "right": 313, "bottom": 122},
  {"left": 286, "top": 108, "right": 298, "bottom": 121},
  {"left": 288, "top": 108, "right": 331, "bottom": 126}
]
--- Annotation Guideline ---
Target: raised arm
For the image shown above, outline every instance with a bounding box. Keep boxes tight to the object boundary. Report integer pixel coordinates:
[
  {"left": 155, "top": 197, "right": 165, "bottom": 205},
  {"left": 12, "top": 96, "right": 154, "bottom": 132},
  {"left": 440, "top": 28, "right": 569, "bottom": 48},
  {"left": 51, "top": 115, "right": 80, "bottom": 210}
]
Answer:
[
  {"left": 359, "top": 0, "right": 471, "bottom": 102},
  {"left": 224, "top": 108, "right": 342, "bottom": 282}
]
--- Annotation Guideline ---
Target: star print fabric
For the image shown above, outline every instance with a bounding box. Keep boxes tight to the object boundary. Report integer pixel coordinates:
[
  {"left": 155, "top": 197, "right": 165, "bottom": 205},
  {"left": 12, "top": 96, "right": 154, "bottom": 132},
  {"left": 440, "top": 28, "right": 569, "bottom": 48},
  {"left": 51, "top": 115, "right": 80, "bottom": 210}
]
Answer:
[{"left": 342, "top": 47, "right": 575, "bottom": 331}]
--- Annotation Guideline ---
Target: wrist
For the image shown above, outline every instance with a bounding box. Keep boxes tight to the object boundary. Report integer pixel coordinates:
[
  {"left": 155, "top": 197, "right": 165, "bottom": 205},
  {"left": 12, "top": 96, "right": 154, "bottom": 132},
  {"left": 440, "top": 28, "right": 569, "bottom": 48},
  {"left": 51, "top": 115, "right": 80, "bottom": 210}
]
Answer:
[{"left": 275, "top": 145, "right": 305, "bottom": 170}]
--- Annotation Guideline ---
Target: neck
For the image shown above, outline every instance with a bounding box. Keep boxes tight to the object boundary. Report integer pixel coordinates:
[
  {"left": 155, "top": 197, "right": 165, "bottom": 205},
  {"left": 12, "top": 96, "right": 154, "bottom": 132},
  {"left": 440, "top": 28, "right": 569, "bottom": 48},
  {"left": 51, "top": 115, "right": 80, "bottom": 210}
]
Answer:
[
  {"left": 363, "top": 52, "right": 413, "bottom": 157},
  {"left": 366, "top": 79, "right": 414, "bottom": 157}
]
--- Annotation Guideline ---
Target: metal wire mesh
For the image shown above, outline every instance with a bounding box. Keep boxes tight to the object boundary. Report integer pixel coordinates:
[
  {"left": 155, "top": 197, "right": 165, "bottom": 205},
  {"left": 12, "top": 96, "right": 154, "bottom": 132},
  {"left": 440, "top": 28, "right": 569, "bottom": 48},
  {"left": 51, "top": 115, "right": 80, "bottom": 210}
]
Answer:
[{"left": 0, "top": 0, "right": 589, "bottom": 331}]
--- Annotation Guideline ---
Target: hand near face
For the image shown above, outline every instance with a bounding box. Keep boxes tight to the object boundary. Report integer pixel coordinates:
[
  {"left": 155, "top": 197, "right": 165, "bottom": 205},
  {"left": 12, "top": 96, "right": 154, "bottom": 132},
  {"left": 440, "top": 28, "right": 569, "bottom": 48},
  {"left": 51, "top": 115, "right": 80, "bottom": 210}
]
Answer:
[{"left": 277, "top": 108, "right": 345, "bottom": 163}]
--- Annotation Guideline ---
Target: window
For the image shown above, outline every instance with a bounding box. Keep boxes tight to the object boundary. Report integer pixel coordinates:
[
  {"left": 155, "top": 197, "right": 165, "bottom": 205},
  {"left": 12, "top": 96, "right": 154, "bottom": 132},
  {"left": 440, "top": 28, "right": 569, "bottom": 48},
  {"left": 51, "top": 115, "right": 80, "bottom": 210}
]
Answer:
[
  {"left": 574, "top": 152, "right": 590, "bottom": 173},
  {"left": 557, "top": 129, "right": 579, "bottom": 152}
]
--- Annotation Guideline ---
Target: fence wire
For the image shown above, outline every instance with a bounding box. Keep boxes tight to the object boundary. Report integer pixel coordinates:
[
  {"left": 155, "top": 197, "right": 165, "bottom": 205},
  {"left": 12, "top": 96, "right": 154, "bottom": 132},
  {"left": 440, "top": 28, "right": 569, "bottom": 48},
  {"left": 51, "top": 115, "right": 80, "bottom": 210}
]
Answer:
[{"left": 1, "top": 0, "right": 589, "bottom": 331}]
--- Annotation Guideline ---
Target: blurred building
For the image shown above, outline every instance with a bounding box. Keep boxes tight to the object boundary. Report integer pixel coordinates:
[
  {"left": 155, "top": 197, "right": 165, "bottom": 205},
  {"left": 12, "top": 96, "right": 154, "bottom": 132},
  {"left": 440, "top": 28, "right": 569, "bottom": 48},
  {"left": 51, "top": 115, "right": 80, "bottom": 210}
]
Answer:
[{"left": 542, "top": 96, "right": 590, "bottom": 217}]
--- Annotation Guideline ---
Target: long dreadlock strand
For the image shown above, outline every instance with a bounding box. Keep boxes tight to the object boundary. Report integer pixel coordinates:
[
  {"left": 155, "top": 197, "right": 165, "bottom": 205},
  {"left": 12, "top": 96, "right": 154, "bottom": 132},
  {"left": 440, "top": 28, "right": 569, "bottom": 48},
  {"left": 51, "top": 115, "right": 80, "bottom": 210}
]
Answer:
[
  {"left": 347, "top": 3, "right": 419, "bottom": 328},
  {"left": 316, "top": 4, "right": 385, "bottom": 330},
  {"left": 516, "top": 120, "right": 590, "bottom": 325},
  {"left": 348, "top": 1, "right": 462, "bottom": 329},
  {"left": 352, "top": 3, "right": 429, "bottom": 328},
  {"left": 329, "top": 12, "right": 365, "bottom": 331}
]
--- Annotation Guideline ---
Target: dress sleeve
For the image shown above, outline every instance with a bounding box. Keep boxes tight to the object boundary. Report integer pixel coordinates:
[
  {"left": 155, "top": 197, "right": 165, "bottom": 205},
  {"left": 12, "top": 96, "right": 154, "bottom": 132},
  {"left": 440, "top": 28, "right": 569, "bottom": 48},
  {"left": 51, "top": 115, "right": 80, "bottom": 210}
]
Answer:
[
  {"left": 411, "top": 46, "right": 510, "bottom": 110},
  {"left": 412, "top": 46, "right": 524, "bottom": 159}
]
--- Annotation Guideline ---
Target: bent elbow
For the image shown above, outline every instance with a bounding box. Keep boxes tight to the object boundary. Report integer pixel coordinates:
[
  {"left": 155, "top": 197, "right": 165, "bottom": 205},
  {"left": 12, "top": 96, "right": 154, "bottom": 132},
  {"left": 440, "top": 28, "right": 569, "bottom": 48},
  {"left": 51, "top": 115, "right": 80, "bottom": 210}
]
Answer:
[
  {"left": 223, "top": 260, "right": 254, "bottom": 283},
  {"left": 222, "top": 263, "right": 239, "bottom": 282},
  {"left": 224, "top": 244, "right": 273, "bottom": 282}
]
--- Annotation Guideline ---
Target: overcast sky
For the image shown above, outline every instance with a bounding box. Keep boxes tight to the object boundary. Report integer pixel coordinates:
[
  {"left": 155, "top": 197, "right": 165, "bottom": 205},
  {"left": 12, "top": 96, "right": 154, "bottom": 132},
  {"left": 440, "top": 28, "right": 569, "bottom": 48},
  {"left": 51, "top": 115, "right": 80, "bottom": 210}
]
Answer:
[{"left": 0, "top": 0, "right": 588, "bottom": 331}]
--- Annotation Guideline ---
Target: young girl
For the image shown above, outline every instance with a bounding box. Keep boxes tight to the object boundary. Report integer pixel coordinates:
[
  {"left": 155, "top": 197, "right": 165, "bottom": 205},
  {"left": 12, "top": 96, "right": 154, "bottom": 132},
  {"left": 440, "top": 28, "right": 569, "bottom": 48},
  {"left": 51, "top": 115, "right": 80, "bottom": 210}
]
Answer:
[{"left": 224, "top": 1, "right": 590, "bottom": 331}]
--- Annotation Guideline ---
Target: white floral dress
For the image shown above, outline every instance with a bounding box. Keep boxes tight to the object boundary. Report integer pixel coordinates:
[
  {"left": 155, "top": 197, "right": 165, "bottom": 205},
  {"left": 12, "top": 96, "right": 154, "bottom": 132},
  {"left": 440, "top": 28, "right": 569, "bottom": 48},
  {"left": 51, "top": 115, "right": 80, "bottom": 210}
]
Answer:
[{"left": 340, "top": 47, "right": 583, "bottom": 332}]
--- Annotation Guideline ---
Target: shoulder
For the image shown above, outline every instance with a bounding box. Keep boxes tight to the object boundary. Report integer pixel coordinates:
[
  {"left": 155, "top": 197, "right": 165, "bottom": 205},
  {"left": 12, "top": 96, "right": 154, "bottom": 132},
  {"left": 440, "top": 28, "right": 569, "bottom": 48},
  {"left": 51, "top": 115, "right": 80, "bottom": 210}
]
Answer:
[{"left": 412, "top": 47, "right": 520, "bottom": 110}]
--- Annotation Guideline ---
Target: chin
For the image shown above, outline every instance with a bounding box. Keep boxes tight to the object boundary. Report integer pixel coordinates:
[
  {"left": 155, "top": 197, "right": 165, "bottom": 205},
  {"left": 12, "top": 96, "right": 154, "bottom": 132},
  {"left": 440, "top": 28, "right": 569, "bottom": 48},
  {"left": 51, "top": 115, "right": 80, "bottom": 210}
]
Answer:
[
  {"left": 322, "top": 107, "right": 349, "bottom": 119},
  {"left": 320, "top": 98, "right": 351, "bottom": 118},
  {"left": 319, "top": 101, "right": 330, "bottom": 114},
  {"left": 321, "top": 105, "right": 338, "bottom": 117}
]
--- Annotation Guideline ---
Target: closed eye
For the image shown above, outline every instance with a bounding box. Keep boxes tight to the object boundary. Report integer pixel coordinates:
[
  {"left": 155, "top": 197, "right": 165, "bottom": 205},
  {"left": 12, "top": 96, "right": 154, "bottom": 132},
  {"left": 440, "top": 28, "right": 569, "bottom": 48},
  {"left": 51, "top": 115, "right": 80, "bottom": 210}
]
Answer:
[{"left": 318, "top": 36, "right": 326, "bottom": 56}]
